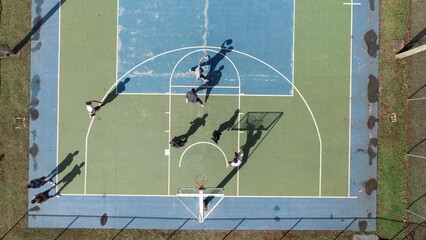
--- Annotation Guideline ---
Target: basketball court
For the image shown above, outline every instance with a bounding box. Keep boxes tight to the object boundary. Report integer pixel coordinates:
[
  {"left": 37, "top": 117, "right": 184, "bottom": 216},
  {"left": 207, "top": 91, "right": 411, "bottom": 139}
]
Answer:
[{"left": 28, "top": 0, "right": 379, "bottom": 231}]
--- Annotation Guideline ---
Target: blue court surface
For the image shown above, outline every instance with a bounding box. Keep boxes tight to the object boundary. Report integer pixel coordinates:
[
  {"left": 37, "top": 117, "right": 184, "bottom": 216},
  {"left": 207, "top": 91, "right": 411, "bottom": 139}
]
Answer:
[
  {"left": 117, "top": 0, "right": 294, "bottom": 95},
  {"left": 28, "top": 0, "right": 380, "bottom": 231}
]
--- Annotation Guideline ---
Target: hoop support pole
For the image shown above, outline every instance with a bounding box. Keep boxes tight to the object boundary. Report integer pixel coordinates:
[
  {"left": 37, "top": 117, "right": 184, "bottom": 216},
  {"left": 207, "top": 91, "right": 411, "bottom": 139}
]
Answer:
[{"left": 199, "top": 188, "right": 204, "bottom": 222}]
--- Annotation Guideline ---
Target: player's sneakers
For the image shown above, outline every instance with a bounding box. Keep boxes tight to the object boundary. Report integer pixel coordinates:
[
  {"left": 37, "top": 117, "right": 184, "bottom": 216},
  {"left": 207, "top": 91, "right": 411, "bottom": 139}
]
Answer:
[
  {"left": 185, "top": 98, "right": 188, "bottom": 103},
  {"left": 55, "top": 194, "right": 61, "bottom": 198},
  {"left": 201, "top": 103, "right": 204, "bottom": 107}
]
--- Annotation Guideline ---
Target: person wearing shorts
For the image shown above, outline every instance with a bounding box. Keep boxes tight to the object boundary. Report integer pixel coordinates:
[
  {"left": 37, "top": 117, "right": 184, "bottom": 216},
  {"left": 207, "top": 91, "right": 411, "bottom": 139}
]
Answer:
[
  {"left": 192, "top": 55, "right": 210, "bottom": 82},
  {"left": 228, "top": 150, "right": 244, "bottom": 167},
  {"left": 86, "top": 100, "right": 104, "bottom": 118},
  {"left": 27, "top": 174, "right": 55, "bottom": 189},
  {"left": 31, "top": 186, "right": 61, "bottom": 205}
]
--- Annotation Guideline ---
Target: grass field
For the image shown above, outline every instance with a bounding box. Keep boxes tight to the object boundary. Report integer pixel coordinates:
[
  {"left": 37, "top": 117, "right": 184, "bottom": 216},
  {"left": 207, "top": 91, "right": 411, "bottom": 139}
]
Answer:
[
  {"left": 0, "top": 0, "right": 424, "bottom": 239},
  {"left": 377, "top": 0, "right": 425, "bottom": 239},
  {"left": 376, "top": 0, "right": 409, "bottom": 237}
]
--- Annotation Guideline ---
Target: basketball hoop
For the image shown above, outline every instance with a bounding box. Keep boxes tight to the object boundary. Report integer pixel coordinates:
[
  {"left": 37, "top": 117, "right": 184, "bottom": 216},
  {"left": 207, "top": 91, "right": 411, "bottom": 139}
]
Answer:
[
  {"left": 176, "top": 187, "right": 225, "bottom": 223},
  {"left": 195, "top": 173, "right": 208, "bottom": 189}
]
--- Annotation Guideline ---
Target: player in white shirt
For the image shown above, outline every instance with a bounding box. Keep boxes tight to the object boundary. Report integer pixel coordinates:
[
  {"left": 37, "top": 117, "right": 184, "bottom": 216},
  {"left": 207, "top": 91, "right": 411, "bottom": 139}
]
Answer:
[
  {"left": 228, "top": 150, "right": 244, "bottom": 167},
  {"left": 193, "top": 55, "right": 210, "bottom": 82},
  {"left": 85, "top": 100, "right": 104, "bottom": 118}
]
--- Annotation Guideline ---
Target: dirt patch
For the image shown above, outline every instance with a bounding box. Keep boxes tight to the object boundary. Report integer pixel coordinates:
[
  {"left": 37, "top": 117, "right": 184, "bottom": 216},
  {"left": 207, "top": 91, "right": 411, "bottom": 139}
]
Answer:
[
  {"left": 365, "top": 179, "right": 377, "bottom": 195},
  {"left": 100, "top": 213, "right": 108, "bottom": 226},
  {"left": 364, "top": 30, "right": 378, "bottom": 58},
  {"left": 368, "top": 138, "right": 378, "bottom": 165},
  {"left": 32, "top": 16, "right": 42, "bottom": 41},
  {"left": 29, "top": 143, "right": 39, "bottom": 158},
  {"left": 369, "top": 0, "right": 375, "bottom": 11},
  {"left": 30, "top": 107, "right": 39, "bottom": 120},
  {"left": 367, "top": 115, "right": 378, "bottom": 130},
  {"left": 29, "top": 206, "right": 40, "bottom": 212},
  {"left": 368, "top": 74, "right": 379, "bottom": 103},
  {"left": 359, "top": 220, "right": 368, "bottom": 232},
  {"left": 30, "top": 74, "right": 41, "bottom": 107}
]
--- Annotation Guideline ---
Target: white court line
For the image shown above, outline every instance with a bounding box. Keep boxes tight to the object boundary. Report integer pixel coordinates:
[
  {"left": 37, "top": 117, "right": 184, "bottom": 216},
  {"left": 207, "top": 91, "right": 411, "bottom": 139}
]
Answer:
[
  {"left": 61, "top": 193, "right": 358, "bottom": 199},
  {"left": 202, "top": 0, "right": 209, "bottom": 54},
  {"left": 292, "top": 0, "right": 296, "bottom": 96},
  {"left": 170, "top": 85, "right": 240, "bottom": 89},
  {"left": 83, "top": 72, "right": 120, "bottom": 194},
  {"left": 343, "top": 2, "right": 361, "bottom": 5},
  {"left": 167, "top": 48, "right": 241, "bottom": 195},
  {"left": 348, "top": 0, "right": 354, "bottom": 197},
  {"left": 116, "top": 46, "right": 292, "bottom": 85},
  {"left": 115, "top": 0, "right": 120, "bottom": 93},
  {"left": 178, "top": 142, "right": 228, "bottom": 168},
  {"left": 85, "top": 46, "right": 322, "bottom": 196},
  {"left": 229, "top": 49, "right": 324, "bottom": 196},
  {"left": 55, "top": 0, "right": 62, "bottom": 191},
  {"left": 167, "top": 93, "right": 171, "bottom": 195},
  {"left": 117, "top": 92, "right": 294, "bottom": 97},
  {"left": 83, "top": 0, "right": 121, "bottom": 195},
  {"left": 84, "top": 118, "right": 95, "bottom": 194}
]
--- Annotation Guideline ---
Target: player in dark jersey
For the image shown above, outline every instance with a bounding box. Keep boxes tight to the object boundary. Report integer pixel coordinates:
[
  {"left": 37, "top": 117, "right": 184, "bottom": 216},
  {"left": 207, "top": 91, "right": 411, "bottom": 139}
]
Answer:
[
  {"left": 27, "top": 174, "right": 56, "bottom": 189},
  {"left": 169, "top": 136, "right": 187, "bottom": 148},
  {"left": 31, "top": 186, "right": 61, "bottom": 205},
  {"left": 185, "top": 88, "right": 204, "bottom": 107}
]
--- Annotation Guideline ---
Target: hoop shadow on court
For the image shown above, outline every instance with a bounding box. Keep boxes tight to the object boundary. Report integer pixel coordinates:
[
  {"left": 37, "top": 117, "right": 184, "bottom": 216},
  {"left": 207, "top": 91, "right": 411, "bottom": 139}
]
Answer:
[
  {"left": 205, "top": 112, "right": 283, "bottom": 205},
  {"left": 103, "top": 78, "right": 131, "bottom": 105}
]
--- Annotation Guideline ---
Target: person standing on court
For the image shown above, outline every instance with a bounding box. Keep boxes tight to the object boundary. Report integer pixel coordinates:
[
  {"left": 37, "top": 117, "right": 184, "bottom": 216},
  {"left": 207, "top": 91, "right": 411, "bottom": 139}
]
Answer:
[
  {"left": 185, "top": 88, "right": 204, "bottom": 107},
  {"left": 211, "top": 130, "right": 221, "bottom": 144},
  {"left": 191, "top": 55, "right": 210, "bottom": 82},
  {"left": 27, "top": 174, "right": 56, "bottom": 189},
  {"left": 31, "top": 186, "right": 61, "bottom": 205},
  {"left": 228, "top": 150, "right": 244, "bottom": 167},
  {"left": 85, "top": 100, "right": 104, "bottom": 118},
  {"left": 169, "top": 136, "right": 187, "bottom": 148}
]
